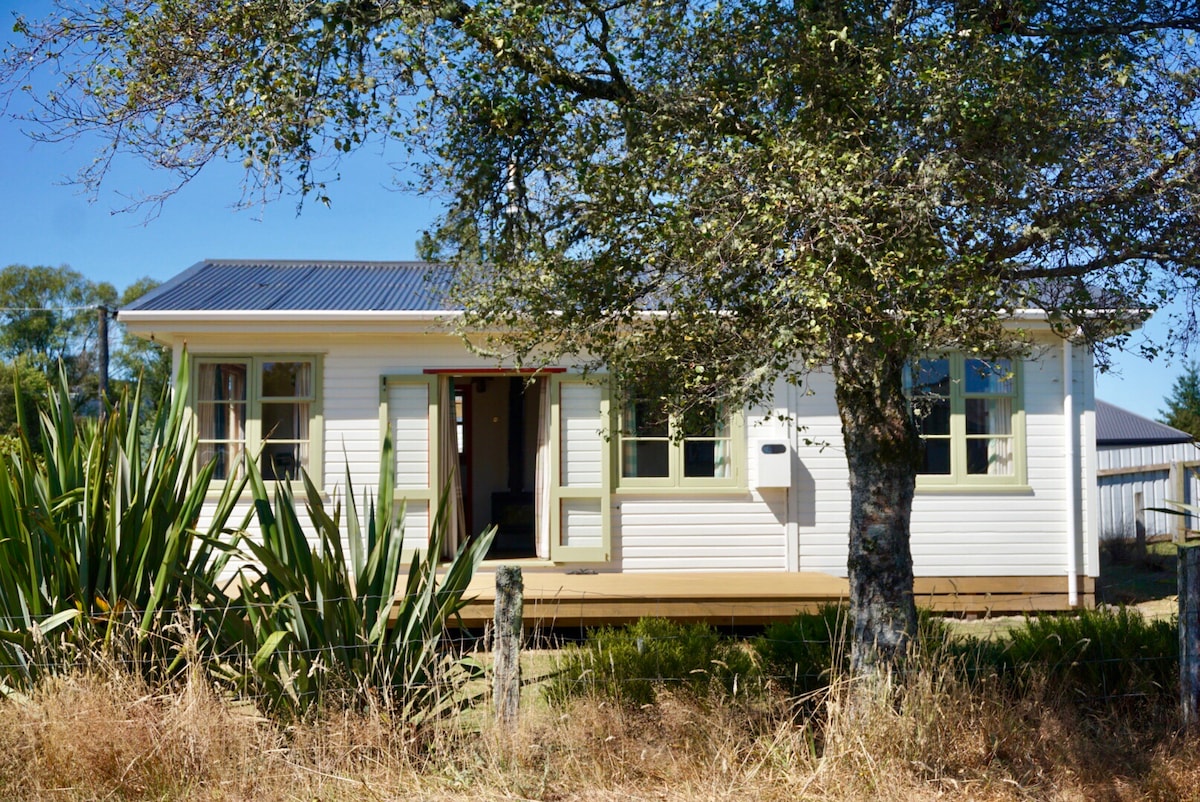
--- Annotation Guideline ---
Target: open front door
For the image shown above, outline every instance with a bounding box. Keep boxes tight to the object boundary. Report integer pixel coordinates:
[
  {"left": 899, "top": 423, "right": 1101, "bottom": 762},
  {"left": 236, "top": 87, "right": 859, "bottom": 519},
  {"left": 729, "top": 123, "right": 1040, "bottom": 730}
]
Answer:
[
  {"left": 549, "top": 376, "right": 611, "bottom": 562},
  {"left": 382, "top": 375, "right": 439, "bottom": 551}
]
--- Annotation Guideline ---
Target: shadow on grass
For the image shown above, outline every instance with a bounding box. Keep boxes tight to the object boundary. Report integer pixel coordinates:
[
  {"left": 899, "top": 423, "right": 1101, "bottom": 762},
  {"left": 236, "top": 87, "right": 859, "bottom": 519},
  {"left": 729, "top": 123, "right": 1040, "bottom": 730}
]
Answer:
[{"left": 1098, "top": 537, "right": 1178, "bottom": 607}]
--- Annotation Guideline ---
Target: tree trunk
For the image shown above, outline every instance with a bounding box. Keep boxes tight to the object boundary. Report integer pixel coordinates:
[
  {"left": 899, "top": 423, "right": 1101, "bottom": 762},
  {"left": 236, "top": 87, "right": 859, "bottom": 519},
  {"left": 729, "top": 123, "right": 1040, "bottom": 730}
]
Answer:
[{"left": 833, "top": 343, "right": 920, "bottom": 675}]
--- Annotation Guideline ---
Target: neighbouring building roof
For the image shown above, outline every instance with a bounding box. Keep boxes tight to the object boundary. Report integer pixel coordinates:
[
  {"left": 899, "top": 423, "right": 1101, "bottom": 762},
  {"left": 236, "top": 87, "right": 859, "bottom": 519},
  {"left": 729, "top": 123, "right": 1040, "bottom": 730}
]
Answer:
[
  {"left": 121, "top": 260, "right": 454, "bottom": 312},
  {"left": 1096, "top": 399, "right": 1194, "bottom": 447}
]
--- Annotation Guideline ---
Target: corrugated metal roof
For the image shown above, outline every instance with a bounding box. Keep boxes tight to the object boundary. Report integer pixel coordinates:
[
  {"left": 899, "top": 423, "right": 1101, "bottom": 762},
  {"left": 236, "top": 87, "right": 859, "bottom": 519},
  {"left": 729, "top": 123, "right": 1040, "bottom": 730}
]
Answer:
[
  {"left": 1096, "top": 399, "right": 1193, "bottom": 446},
  {"left": 121, "top": 260, "right": 456, "bottom": 312}
]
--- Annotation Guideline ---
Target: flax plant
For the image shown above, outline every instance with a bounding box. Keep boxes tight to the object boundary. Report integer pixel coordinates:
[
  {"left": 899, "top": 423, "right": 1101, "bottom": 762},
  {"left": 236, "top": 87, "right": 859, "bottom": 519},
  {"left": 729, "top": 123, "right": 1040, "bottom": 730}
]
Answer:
[
  {"left": 228, "top": 438, "right": 495, "bottom": 719},
  {"left": 0, "top": 354, "right": 246, "bottom": 692}
]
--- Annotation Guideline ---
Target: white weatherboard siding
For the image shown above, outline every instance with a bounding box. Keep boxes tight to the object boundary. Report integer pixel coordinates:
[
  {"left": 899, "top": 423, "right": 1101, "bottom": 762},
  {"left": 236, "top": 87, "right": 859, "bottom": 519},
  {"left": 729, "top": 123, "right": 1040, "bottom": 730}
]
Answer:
[
  {"left": 616, "top": 495, "right": 789, "bottom": 571},
  {"left": 559, "top": 383, "right": 605, "bottom": 487},
  {"left": 177, "top": 328, "right": 1092, "bottom": 582},
  {"left": 792, "top": 338, "right": 1089, "bottom": 580}
]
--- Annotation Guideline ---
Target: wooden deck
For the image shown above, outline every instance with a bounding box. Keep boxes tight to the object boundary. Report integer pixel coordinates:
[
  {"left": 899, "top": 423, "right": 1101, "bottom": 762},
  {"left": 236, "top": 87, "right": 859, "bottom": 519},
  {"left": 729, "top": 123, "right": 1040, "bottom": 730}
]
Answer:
[{"left": 453, "top": 571, "right": 1096, "bottom": 628}]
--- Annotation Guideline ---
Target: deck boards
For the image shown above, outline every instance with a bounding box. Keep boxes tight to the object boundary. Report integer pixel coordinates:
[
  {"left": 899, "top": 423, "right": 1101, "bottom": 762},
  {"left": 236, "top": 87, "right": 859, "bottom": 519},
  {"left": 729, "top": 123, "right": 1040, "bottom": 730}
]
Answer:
[{"left": 449, "top": 571, "right": 1095, "bottom": 627}]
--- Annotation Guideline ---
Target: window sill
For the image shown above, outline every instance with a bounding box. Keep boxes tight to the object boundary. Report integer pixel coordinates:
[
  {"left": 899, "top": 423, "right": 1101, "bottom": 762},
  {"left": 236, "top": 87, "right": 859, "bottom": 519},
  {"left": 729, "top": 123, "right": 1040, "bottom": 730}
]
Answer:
[
  {"left": 915, "top": 483, "right": 1034, "bottom": 495},
  {"left": 615, "top": 485, "right": 749, "bottom": 497}
]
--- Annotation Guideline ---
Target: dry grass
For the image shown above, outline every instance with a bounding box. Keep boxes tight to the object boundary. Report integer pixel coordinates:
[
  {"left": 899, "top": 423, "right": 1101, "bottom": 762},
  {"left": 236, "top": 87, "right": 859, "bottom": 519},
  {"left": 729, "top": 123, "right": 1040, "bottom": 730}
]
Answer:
[{"left": 0, "top": 657, "right": 1197, "bottom": 801}]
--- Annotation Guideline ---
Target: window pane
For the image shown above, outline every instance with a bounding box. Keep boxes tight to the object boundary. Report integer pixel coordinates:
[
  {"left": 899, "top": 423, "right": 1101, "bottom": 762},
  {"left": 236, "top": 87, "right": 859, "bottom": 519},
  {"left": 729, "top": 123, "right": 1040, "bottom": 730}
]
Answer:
[
  {"left": 196, "top": 362, "right": 247, "bottom": 480},
  {"left": 262, "top": 361, "right": 311, "bottom": 398},
  {"left": 198, "top": 362, "right": 248, "bottom": 402},
  {"left": 920, "top": 439, "right": 952, "bottom": 474},
  {"left": 622, "top": 440, "right": 670, "bottom": 477},
  {"left": 262, "top": 401, "right": 309, "bottom": 440},
  {"left": 683, "top": 439, "right": 730, "bottom": 478},
  {"left": 966, "top": 397, "right": 1012, "bottom": 435},
  {"left": 967, "top": 437, "right": 1014, "bottom": 475},
  {"left": 680, "top": 402, "right": 728, "bottom": 438},
  {"left": 911, "top": 358, "right": 950, "bottom": 396},
  {"left": 625, "top": 399, "right": 669, "bottom": 437},
  {"left": 964, "top": 358, "right": 1013, "bottom": 394},
  {"left": 262, "top": 442, "right": 305, "bottom": 480},
  {"left": 914, "top": 396, "right": 950, "bottom": 436},
  {"left": 199, "top": 442, "right": 244, "bottom": 481}
]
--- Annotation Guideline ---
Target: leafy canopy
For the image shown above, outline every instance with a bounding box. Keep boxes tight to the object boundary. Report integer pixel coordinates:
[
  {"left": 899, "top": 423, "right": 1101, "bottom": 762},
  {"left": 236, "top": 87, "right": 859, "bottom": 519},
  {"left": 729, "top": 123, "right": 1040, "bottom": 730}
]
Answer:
[{"left": 4, "top": 1, "right": 1200, "bottom": 408}]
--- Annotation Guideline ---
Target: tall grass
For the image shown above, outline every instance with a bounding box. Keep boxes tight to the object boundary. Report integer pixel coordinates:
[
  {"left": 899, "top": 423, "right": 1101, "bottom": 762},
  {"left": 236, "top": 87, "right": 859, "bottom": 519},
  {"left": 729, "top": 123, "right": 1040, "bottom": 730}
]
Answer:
[
  {"left": 3, "top": 641, "right": 1196, "bottom": 802},
  {"left": 546, "top": 617, "right": 760, "bottom": 706},
  {"left": 1002, "top": 606, "right": 1177, "bottom": 707}
]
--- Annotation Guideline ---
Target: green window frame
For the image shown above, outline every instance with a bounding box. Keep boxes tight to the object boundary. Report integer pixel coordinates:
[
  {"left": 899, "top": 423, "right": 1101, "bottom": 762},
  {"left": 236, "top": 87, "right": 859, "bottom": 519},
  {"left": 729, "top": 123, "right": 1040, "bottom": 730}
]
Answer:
[
  {"left": 617, "top": 396, "right": 744, "bottom": 490},
  {"left": 193, "top": 355, "right": 323, "bottom": 484},
  {"left": 904, "top": 354, "right": 1025, "bottom": 487}
]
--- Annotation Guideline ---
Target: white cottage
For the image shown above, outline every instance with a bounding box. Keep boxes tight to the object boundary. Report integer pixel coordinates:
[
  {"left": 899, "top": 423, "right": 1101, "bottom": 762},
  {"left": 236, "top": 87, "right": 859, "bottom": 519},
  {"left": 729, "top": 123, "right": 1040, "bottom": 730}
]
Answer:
[{"left": 119, "top": 260, "right": 1100, "bottom": 622}]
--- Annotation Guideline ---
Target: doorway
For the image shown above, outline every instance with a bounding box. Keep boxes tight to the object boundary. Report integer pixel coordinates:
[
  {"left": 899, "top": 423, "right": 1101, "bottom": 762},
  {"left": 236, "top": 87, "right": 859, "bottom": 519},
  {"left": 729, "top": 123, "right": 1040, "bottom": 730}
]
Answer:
[{"left": 451, "top": 375, "right": 545, "bottom": 559}]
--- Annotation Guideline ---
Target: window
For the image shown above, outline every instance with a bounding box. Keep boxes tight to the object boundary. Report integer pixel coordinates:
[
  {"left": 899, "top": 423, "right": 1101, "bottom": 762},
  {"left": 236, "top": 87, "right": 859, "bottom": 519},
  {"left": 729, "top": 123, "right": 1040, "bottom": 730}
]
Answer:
[
  {"left": 195, "top": 357, "right": 321, "bottom": 481},
  {"left": 618, "top": 396, "right": 740, "bottom": 488},
  {"left": 904, "top": 355, "right": 1023, "bottom": 485}
]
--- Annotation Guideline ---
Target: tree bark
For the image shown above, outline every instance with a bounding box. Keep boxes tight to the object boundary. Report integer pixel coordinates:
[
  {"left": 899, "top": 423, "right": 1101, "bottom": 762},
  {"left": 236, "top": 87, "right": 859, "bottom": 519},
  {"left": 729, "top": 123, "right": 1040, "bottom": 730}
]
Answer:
[{"left": 833, "top": 343, "right": 920, "bottom": 675}]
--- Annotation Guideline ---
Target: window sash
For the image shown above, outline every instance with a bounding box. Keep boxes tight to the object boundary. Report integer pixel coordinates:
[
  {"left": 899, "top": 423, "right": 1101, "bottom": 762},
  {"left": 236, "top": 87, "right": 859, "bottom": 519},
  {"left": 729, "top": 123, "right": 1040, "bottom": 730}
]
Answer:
[
  {"left": 908, "top": 355, "right": 1023, "bottom": 485},
  {"left": 194, "top": 356, "right": 319, "bottom": 482},
  {"left": 619, "top": 399, "right": 738, "bottom": 487}
]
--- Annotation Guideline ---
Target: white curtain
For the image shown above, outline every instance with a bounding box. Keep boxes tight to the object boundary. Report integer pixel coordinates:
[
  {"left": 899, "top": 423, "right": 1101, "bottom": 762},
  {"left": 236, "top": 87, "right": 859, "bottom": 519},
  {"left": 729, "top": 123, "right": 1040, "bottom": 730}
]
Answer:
[
  {"left": 712, "top": 438, "right": 730, "bottom": 478},
  {"left": 535, "top": 378, "right": 552, "bottom": 560},
  {"left": 197, "top": 362, "right": 245, "bottom": 478},
  {"left": 197, "top": 363, "right": 218, "bottom": 442},
  {"left": 292, "top": 362, "right": 311, "bottom": 470},
  {"left": 986, "top": 398, "right": 1014, "bottom": 475},
  {"left": 438, "top": 376, "right": 466, "bottom": 557}
]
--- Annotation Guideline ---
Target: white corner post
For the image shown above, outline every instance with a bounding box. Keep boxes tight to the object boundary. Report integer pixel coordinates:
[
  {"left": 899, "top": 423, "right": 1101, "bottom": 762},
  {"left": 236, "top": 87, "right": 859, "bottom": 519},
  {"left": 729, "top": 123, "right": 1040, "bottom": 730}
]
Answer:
[{"left": 1063, "top": 336, "right": 1080, "bottom": 607}]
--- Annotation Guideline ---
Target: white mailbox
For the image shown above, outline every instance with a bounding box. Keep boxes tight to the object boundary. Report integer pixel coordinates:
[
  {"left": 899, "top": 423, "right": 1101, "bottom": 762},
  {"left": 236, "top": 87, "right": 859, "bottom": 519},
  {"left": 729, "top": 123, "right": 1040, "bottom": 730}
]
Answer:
[{"left": 755, "top": 442, "right": 791, "bottom": 488}]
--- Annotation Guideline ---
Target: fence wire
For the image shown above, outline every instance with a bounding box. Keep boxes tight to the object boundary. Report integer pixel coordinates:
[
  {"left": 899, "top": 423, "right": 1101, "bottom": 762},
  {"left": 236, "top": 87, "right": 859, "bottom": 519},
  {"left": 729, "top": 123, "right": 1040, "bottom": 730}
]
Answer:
[{"left": 0, "top": 591, "right": 1181, "bottom": 711}]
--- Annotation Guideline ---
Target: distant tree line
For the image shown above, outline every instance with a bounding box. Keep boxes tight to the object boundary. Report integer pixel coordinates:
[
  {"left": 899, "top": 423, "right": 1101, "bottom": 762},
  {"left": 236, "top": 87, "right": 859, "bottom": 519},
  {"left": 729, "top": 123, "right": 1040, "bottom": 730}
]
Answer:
[{"left": 0, "top": 264, "right": 169, "bottom": 442}]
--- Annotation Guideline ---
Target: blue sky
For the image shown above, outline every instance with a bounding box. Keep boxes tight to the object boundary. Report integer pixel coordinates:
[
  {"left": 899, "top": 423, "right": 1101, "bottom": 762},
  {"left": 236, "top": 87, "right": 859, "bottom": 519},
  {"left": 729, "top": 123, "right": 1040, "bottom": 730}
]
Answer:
[{"left": 0, "top": 1, "right": 1190, "bottom": 422}]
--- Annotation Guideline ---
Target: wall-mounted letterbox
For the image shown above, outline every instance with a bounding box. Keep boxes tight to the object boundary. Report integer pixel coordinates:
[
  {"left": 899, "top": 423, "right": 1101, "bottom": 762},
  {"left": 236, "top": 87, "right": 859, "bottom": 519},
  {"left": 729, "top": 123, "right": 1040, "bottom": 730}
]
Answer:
[{"left": 756, "top": 442, "right": 791, "bottom": 488}]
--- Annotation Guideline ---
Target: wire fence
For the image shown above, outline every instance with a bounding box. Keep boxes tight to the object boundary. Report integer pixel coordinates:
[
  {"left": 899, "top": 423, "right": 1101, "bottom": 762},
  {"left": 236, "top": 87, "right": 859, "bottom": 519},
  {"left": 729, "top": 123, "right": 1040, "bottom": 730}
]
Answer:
[{"left": 0, "top": 588, "right": 1181, "bottom": 712}]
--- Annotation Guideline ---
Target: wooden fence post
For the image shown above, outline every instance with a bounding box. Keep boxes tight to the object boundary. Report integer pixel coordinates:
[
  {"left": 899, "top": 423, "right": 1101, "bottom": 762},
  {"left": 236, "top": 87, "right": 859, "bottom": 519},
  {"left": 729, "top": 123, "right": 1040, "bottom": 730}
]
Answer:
[
  {"left": 1180, "top": 545, "right": 1200, "bottom": 729},
  {"left": 493, "top": 565, "right": 523, "bottom": 729}
]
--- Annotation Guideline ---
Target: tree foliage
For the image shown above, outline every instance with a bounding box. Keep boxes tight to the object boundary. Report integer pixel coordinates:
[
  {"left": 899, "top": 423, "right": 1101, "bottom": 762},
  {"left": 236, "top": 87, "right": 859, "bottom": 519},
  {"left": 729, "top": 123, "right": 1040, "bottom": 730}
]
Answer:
[
  {"left": 6, "top": 0, "right": 1200, "bottom": 672},
  {"left": 114, "top": 276, "right": 171, "bottom": 401},
  {"left": 1160, "top": 362, "right": 1200, "bottom": 439},
  {"left": 0, "top": 264, "right": 164, "bottom": 425},
  {"left": 0, "top": 264, "right": 113, "bottom": 383}
]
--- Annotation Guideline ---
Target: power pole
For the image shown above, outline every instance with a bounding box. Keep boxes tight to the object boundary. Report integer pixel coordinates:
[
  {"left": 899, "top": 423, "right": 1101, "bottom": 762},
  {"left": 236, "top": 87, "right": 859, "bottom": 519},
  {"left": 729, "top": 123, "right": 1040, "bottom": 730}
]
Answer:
[{"left": 98, "top": 305, "right": 109, "bottom": 419}]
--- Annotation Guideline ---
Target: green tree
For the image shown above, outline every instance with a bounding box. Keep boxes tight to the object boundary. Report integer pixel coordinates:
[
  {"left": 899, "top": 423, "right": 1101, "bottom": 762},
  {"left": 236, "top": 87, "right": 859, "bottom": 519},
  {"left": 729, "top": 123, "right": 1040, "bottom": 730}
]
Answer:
[
  {"left": 0, "top": 264, "right": 116, "bottom": 408},
  {"left": 0, "top": 356, "right": 51, "bottom": 453},
  {"left": 6, "top": 1, "right": 1200, "bottom": 673},
  {"left": 1160, "top": 363, "right": 1200, "bottom": 439}
]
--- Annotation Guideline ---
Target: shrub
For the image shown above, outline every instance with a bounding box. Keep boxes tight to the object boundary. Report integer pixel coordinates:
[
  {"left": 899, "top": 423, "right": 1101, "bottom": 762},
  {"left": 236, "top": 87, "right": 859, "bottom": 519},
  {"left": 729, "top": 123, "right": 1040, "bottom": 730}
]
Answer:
[
  {"left": 755, "top": 605, "right": 972, "bottom": 699},
  {"left": 755, "top": 604, "right": 848, "bottom": 699},
  {"left": 0, "top": 353, "right": 245, "bottom": 690},
  {"left": 222, "top": 443, "right": 495, "bottom": 719},
  {"left": 545, "top": 617, "right": 760, "bottom": 706},
  {"left": 999, "top": 607, "right": 1177, "bottom": 708}
]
